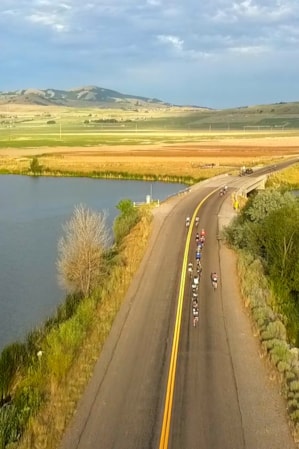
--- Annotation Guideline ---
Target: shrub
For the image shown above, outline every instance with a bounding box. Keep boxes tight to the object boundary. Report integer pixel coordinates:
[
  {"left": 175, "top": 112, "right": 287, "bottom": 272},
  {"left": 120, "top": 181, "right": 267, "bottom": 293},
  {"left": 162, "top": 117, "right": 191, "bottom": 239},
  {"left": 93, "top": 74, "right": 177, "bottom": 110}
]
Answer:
[
  {"left": 289, "top": 381, "right": 299, "bottom": 393},
  {"left": 252, "top": 305, "right": 271, "bottom": 330},
  {"left": 0, "top": 343, "right": 27, "bottom": 403},
  {"left": 262, "top": 320, "right": 287, "bottom": 342},
  {"left": 277, "top": 360, "right": 291, "bottom": 374},
  {"left": 269, "top": 340, "right": 290, "bottom": 366},
  {"left": 286, "top": 371, "right": 297, "bottom": 383},
  {"left": 29, "top": 156, "right": 42, "bottom": 175},
  {"left": 288, "top": 398, "right": 299, "bottom": 412},
  {"left": 290, "top": 410, "right": 299, "bottom": 423},
  {"left": 113, "top": 199, "right": 140, "bottom": 244}
]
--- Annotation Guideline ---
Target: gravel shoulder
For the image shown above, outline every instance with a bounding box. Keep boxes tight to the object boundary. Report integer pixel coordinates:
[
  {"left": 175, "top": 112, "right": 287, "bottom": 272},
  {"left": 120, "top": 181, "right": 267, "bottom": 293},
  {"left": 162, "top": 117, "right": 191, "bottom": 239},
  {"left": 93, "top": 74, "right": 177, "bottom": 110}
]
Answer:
[{"left": 218, "top": 199, "right": 297, "bottom": 449}]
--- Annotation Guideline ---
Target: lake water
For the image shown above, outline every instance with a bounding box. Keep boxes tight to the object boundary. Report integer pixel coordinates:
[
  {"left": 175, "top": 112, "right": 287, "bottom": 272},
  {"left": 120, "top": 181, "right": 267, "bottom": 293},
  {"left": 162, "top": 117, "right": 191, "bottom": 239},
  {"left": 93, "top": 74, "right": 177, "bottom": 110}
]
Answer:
[{"left": 0, "top": 175, "right": 186, "bottom": 351}]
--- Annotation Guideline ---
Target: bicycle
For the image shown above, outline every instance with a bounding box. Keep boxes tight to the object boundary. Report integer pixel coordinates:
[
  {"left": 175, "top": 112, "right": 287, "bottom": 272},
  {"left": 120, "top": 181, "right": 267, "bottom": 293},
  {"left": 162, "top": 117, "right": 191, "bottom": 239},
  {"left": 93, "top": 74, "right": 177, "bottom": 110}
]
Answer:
[
  {"left": 187, "top": 263, "right": 193, "bottom": 278},
  {"left": 211, "top": 272, "right": 218, "bottom": 291},
  {"left": 212, "top": 280, "right": 218, "bottom": 291}
]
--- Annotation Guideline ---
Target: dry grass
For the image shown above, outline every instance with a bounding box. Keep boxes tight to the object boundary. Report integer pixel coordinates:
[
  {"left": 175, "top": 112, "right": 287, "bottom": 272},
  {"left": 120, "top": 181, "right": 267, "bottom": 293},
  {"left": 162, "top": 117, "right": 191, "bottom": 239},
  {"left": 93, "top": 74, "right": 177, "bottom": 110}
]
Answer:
[
  {"left": 1, "top": 134, "right": 299, "bottom": 179},
  {"left": 267, "top": 165, "right": 299, "bottom": 188}
]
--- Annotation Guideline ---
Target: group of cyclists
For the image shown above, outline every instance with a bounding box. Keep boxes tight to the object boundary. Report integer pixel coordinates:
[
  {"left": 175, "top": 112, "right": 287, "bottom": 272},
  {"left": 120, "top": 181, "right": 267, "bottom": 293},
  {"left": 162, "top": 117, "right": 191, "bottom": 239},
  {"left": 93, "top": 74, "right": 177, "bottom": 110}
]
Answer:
[
  {"left": 186, "top": 216, "right": 219, "bottom": 327},
  {"left": 219, "top": 185, "right": 228, "bottom": 197},
  {"left": 186, "top": 215, "right": 201, "bottom": 227},
  {"left": 187, "top": 223, "right": 206, "bottom": 326}
]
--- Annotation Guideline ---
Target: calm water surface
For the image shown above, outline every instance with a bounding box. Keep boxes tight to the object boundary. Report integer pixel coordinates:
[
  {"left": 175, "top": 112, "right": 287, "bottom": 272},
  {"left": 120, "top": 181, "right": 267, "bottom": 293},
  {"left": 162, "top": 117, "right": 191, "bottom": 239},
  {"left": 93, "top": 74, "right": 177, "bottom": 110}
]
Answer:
[{"left": 0, "top": 175, "right": 186, "bottom": 351}]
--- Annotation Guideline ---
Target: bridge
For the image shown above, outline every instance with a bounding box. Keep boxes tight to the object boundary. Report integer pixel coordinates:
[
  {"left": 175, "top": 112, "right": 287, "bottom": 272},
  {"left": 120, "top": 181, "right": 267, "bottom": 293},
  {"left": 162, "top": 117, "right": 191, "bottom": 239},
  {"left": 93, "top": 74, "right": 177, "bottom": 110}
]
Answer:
[{"left": 236, "top": 174, "right": 268, "bottom": 197}]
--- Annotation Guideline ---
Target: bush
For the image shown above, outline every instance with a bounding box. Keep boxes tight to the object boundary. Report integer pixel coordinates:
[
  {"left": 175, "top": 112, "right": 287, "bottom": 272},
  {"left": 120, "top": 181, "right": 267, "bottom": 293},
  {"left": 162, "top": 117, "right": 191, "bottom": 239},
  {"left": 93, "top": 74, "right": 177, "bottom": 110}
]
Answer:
[
  {"left": 29, "top": 156, "right": 42, "bottom": 175},
  {"left": 277, "top": 360, "right": 291, "bottom": 374},
  {"left": 113, "top": 199, "right": 140, "bottom": 244},
  {"left": 0, "top": 343, "right": 27, "bottom": 403},
  {"left": 290, "top": 409, "right": 299, "bottom": 423},
  {"left": 261, "top": 320, "right": 287, "bottom": 342},
  {"left": 226, "top": 190, "right": 299, "bottom": 344},
  {"left": 269, "top": 340, "right": 290, "bottom": 366}
]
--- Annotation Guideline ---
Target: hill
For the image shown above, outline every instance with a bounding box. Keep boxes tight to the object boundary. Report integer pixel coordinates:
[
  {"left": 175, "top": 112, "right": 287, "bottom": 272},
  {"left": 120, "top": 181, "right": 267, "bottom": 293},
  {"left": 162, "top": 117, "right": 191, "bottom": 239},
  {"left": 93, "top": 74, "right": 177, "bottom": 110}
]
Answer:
[
  {"left": 0, "top": 85, "right": 206, "bottom": 110},
  {"left": 172, "top": 101, "right": 299, "bottom": 130},
  {"left": 0, "top": 85, "right": 299, "bottom": 131}
]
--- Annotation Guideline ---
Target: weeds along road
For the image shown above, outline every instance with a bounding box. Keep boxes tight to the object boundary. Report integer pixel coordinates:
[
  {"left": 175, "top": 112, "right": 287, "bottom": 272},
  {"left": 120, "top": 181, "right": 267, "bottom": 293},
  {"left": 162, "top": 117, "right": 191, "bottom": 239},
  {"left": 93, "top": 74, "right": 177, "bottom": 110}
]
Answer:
[{"left": 59, "top": 173, "right": 296, "bottom": 449}]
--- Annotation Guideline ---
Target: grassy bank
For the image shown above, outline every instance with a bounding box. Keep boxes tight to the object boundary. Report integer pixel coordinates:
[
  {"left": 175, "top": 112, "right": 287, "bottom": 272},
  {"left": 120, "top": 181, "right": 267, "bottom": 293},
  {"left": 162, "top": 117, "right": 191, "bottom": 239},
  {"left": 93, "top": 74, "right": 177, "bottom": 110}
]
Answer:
[
  {"left": 1, "top": 207, "right": 153, "bottom": 449},
  {"left": 236, "top": 251, "right": 299, "bottom": 441},
  {"left": 0, "top": 165, "right": 201, "bottom": 186}
]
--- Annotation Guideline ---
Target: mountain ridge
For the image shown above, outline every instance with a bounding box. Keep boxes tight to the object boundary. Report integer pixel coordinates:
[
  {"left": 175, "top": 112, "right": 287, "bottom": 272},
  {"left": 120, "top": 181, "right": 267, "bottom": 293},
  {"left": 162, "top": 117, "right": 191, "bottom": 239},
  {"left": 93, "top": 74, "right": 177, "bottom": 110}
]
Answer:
[{"left": 0, "top": 85, "right": 206, "bottom": 110}]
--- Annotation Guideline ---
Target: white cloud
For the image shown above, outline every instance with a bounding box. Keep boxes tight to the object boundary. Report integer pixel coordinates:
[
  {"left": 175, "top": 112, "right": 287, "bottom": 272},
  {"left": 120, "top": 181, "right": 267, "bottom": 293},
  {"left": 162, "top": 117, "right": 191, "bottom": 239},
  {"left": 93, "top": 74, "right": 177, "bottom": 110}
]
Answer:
[
  {"left": 157, "top": 34, "right": 184, "bottom": 51},
  {"left": 26, "top": 12, "right": 67, "bottom": 32},
  {"left": 228, "top": 44, "right": 269, "bottom": 54}
]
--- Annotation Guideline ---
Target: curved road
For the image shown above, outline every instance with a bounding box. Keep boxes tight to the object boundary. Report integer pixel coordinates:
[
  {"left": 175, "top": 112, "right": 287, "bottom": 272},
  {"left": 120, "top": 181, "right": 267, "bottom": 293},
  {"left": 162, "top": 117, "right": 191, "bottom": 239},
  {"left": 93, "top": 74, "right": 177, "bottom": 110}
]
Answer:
[{"left": 60, "top": 165, "right": 297, "bottom": 449}]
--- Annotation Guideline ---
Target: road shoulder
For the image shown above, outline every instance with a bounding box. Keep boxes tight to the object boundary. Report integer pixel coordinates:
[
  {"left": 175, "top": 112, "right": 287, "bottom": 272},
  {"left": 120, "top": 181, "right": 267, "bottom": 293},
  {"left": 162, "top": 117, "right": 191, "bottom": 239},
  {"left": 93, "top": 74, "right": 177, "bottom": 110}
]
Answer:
[{"left": 218, "top": 197, "right": 297, "bottom": 449}]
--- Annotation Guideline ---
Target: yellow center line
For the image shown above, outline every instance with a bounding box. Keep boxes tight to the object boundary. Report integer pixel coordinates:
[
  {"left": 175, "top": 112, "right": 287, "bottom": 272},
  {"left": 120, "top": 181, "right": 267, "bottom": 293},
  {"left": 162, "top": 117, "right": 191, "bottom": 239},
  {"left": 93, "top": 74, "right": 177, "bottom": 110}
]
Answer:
[{"left": 158, "top": 188, "right": 219, "bottom": 449}]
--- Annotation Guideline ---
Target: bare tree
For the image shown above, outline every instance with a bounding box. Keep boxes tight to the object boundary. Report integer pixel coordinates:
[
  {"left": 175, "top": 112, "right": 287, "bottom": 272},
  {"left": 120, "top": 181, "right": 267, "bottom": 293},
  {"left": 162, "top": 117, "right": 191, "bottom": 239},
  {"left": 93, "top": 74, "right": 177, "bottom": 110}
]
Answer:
[{"left": 57, "top": 204, "right": 111, "bottom": 297}]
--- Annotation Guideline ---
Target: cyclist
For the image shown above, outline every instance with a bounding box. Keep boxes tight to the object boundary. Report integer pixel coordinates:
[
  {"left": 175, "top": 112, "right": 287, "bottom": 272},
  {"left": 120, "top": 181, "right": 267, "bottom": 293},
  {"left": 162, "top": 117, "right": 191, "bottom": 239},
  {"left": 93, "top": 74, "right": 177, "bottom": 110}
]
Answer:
[
  {"left": 193, "top": 275, "right": 199, "bottom": 286},
  {"left": 211, "top": 272, "right": 218, "bottom": 282},
  {"left": 195, "top": 216, "right": 200, "bottom": 227},
  {"left": 192, "top": 308, "right": 199, "bottom": 327},
  {"left": 195, "top": 251, "right": 201, "bottom": 261}
]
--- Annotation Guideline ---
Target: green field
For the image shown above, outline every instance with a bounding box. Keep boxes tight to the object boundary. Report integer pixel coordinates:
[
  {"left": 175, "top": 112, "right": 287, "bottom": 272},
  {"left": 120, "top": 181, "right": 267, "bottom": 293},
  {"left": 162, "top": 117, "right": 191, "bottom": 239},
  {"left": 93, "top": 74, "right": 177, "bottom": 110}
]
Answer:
[{"left": 1, "top": 101, "right": 299, "bottom": 148}]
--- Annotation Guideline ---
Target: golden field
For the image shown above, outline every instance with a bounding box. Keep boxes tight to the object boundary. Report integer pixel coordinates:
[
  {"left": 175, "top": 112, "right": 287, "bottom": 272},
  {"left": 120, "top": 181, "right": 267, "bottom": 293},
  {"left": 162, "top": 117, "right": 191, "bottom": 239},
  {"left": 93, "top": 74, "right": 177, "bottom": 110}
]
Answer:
[
  {"left": 1, "top": 135, "right": 299, "bottom": 178},
  {"left": 1, "top": 102, "right": 299, "bottom": 178}
]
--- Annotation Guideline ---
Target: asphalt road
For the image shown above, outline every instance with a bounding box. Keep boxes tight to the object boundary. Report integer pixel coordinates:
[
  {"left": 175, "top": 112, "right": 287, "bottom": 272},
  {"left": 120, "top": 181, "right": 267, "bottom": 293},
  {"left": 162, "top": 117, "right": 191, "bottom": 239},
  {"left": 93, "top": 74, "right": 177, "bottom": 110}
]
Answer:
[{"left": 60, "top": 169, "right": 297, "bottom": 449}]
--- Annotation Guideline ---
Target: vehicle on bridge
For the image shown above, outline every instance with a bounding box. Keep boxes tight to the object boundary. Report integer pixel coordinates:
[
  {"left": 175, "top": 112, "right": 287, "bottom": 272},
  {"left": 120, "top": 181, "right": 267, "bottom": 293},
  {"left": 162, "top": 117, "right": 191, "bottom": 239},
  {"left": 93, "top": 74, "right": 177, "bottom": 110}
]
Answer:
[{"left": 239, "top": 166, "right": 253, "bottom": 176}]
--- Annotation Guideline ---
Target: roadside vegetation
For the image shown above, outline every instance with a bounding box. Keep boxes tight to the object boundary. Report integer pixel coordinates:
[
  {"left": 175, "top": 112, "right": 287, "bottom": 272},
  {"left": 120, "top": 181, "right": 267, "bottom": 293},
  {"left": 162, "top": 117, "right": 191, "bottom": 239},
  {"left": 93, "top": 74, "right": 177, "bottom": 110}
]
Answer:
[
  {"left": 224, "top": 179, "right": 299, "bottom": 437},
  {"left": 0, "top": 200, "right": 153, "bottom": 449},
  {"left": 267, "top": 165, "right": 299, "bottom": 190},
  {"left": 1, "top": 155, "right": 227, "bottom": 186}
]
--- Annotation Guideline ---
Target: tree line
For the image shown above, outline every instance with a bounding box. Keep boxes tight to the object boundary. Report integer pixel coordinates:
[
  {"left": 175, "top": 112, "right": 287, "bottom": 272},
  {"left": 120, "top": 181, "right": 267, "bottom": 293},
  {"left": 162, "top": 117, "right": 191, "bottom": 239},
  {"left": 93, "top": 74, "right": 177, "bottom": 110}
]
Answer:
[{"left": 225, "top": 188, "right": 299, "bottom": 342}]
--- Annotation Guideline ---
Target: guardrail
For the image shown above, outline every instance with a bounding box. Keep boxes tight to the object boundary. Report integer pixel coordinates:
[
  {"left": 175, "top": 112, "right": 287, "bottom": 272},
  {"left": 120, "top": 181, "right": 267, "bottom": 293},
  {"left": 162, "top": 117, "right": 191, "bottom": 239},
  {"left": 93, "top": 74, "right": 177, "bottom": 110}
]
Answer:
[{"left": 133, "top": 186, "right": 192, "bottom": 208}]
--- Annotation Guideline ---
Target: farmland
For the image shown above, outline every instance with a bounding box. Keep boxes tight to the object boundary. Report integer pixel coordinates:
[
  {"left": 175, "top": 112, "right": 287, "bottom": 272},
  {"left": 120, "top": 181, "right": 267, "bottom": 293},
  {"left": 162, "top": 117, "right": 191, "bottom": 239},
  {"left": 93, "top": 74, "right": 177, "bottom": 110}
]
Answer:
[{"left": 0, "top": 103, "right": 299, "bottom": 179}]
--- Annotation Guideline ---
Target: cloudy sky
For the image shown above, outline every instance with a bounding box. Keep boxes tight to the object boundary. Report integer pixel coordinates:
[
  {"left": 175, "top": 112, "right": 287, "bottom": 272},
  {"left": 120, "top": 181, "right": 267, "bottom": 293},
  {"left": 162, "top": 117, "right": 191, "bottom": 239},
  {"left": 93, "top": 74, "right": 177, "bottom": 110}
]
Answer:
[{"left": 1, "top": 0, "right": 299, "bottom": 108}]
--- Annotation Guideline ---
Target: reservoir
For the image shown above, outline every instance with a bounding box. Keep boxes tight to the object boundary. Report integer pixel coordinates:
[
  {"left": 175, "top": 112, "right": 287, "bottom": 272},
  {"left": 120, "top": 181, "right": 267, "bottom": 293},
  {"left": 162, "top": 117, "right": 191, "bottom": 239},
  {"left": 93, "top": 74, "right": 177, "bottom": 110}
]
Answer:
[{"left": 0, "top": 175, "right": 186, "bottom": 351}]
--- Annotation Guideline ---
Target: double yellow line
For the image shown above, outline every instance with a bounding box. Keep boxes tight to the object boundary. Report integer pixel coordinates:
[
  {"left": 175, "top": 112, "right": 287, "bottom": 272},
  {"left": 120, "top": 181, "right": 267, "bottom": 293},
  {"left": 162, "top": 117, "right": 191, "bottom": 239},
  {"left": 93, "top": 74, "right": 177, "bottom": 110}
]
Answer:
[
  {"left": 158, "top": 210, "right": 195, "bottom": 449},
  {"left": 158, "top": 189, "right": 218, "bottom": 449}
]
